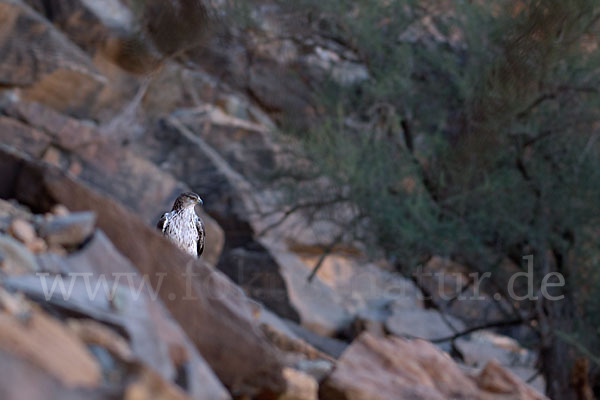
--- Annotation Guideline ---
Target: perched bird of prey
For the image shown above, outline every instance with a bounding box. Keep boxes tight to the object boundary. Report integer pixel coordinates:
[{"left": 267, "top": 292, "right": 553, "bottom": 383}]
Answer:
[{"left": 157, "top": 192, "right": 205, "bottom": 258}]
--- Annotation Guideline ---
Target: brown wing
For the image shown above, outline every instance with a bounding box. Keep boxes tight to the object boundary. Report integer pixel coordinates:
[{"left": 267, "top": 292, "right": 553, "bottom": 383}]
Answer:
[
  {"left": 157, "top": 213, "right": 169, "bottom": 233},
  {"left": 196, "top": 217, "right": 205, "bottom": 257}
]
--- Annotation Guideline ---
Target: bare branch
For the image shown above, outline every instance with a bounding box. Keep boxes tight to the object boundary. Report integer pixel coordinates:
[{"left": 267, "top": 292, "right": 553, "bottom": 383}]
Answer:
[
  {"left": 428, "top": 316, "right": 532, "bottom": 343},
  {"left": 255, "top": 196, "right": 350, "bottom": 237},
  {"left": 307, "top": 230, "right": 346, "bottom": 283}
]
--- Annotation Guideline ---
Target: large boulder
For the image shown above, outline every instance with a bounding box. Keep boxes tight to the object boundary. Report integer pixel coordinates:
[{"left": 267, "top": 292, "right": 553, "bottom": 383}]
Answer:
[
  {"left": 23, "top": 0, "right": 135, "bottom": 55},
  {"left": 455, "top": 331, "right": 545, "bottom": 394},
  {"left": 0, "top": 305, "right": 102, "bottom": 389},
  {"left": 0, "top": 348, "right": 107, "bottom": 400},
  {"left": 384, "top": 308, "right": 465, "bottom": 351},
  {"left": 260, "top": 241, "right": 353, "bottom": 336},
  {"left": 0, "top": 0, "right": 106, "bottom": 115},
  {"left": 7, "top": 238, "right": 232, "bottom": 400},
  {"left": 0, "top": 190, "right": 230, "bottom": 399},
  {"left": 320, "top": 333, "right": 547, "bottom": 400},
  {"left": 140, "top": 110, "right": 354, "bottom": 336},
  {"left": 187, "top": 2, "right": 369, "bottom": 127},
  {"left": 0, "top": 100, "right": 225, "bottom": 265},
  {"left": 297, "top": 254, "right": 424, "bottom": 339},
  {"left": 20, "top": 0, "right": 207, "bottom": 123},
  {"left": 0, "top": 146, "right": 286, "bottom": 397}
]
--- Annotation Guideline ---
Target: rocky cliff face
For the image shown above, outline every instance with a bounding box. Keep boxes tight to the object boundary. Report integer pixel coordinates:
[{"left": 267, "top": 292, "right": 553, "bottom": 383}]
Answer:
[{"left": 0, "top": 0, "right": 547, "bottom": 399}]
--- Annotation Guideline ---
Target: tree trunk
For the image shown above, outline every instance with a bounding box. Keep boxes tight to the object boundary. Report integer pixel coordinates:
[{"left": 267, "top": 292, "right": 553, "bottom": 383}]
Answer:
[{"left": 539, "top": 289, "right": 579, "bottom": 399}]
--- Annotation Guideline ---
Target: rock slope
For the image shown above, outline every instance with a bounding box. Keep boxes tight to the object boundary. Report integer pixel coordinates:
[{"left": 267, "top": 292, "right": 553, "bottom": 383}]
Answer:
[{"left": 0, "top": 0, "right": 547, "bottom": 398}]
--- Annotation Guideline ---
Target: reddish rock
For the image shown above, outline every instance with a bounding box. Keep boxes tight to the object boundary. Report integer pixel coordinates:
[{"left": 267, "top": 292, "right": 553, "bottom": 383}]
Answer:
[
  {"left": 0, "top": 0, "right": 102, "bottom": 86},
  {"left": 6, "top": 228, "right": 232, "bottom": 400},
  {"left": 0, "top": 117, "right": 51, "bottom": 158},
  {"left": 43, "top": 171, "right": 284, "bottom": 396},
  {"left": 1, "top": 148, "right": 285, "bottom": 397},
  {"left": 50, "top": 204, "right": 70, "bottom": 217},
  {"left": 320, "top": 333, "right": 547, "bottom": 400},
  {"left": 64, "top": 230, "right": 231, "bottom": 400},
  {"left": 0, "top": 0, "right": 105, "bottom": 115},
  {"left": 280, "top": 367, "right": 318, "bottom": 400},
  {"left": 475, "top": 361, "right": 545, "bottom": 398},
  {"left": 0, "top": 234, "right": 40, "bottom": 275},
  {"left": 26, "top": 237, "right": 48, "bottom": 254},
  {"left": 0, "top": 348, "right": 107, "bottom": 400},
  {"left": 9, "top": 218, "right": 37, "bottom": 245},
  {"left": 2, "top": 101, "right": 224, "bottom": 263},
  {"left": 0, "top": 308, "right": 102, "bottom": 388},
  {"left": 124, "top": 366, "right": 192, "bottom": 400},
  {"left": 23, "top": 0, "right": 133, "bottom": 55},
  {"left": 455, "top": 331, "right": 544, "bottom": 393},
  {"left": 154, "top": 114, "right": 354, "bottom": 336}
]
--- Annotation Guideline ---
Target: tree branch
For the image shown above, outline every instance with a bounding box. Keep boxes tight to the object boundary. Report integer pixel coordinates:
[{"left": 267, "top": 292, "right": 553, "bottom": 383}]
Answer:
[
  {"left": 307, "top": 230, "right": 346, "bottom": 283},
  {"left": 428, "top": 316, "right": 532, "bottom": 343},
  {"left": 256, "top": 196, "right": 349, "bottom": 237}
]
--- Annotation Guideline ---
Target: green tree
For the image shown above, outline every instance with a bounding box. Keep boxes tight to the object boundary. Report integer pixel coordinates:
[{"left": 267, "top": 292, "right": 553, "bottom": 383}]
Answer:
[{"left": 272, "top": 0, "right": 600, "bottom": 397}]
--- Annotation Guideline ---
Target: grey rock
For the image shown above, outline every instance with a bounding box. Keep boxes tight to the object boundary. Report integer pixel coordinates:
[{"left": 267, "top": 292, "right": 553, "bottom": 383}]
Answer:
[
  {"left": 294, "top": 359, "right": 334, "bottom": 382},
  {"left": 35, "top": 253, "right": 71, "bottom": 275},
  {"left": 38, "top": 212, "right": 96, "bottom": 247},
  {"left": 0, "top": 234, "right": 39, "bottom": 274},
  {"left": 385, "top": 308, "right": 465, "bottom": 351},
  {"left": 284, "top": 320, "right": 348, "bottom": 359},
  {"left": 455, "top": 331, "right": 545, "bottom": 394},
  {"left": 0, "top": 348, "right": 108, "bottom": 400},
  {"left": 144, "top": 115, "right": 353, "bottom": 337},
  {"left": 281, "top": 367, "right": 318, "bottom": 400}
]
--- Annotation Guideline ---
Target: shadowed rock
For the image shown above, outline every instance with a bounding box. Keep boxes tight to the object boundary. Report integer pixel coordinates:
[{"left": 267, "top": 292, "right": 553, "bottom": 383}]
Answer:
[
  {"left": 0, "top": 146, "right": 286, "bottom": 397},
  {"left": 38, "top": 212, "right": 96, "bottom": 247}
]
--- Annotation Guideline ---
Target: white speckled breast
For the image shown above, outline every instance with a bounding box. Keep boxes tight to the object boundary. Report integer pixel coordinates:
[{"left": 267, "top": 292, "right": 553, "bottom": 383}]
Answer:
[{"left": 164, "top": 208, "right": 200, "bottom": 257}]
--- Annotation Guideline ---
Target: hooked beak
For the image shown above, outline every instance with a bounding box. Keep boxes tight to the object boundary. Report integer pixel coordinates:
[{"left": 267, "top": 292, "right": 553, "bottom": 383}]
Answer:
[{"left": 197, "top": 197, "right": 203, "bottom": 206}]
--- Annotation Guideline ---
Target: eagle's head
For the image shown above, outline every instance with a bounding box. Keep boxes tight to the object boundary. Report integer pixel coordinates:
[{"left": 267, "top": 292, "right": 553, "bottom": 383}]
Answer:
[{"left": 173, "top": 192, "right": 203, "bottom": 210}]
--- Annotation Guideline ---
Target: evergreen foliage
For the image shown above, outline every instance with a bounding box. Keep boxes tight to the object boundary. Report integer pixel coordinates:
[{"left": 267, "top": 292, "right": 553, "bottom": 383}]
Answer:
[{"left": 272, "top": 0, "right": 600, "bottom": 397}]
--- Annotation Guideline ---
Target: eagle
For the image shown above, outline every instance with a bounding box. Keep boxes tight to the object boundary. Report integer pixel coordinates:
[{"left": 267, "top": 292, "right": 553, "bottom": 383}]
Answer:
[{"left": 157, "top": 192, "right": 205, "bottom": 258}]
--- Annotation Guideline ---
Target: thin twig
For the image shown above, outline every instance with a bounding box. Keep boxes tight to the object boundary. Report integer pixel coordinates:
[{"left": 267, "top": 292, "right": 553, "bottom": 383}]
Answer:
[
  {"left": 526, "top": 370, "right": 541, "bottom": 384},
  {"left": 256, "top": 197, "right": 348, "bottom": 237},
  {"left": 307, "top": 231, "right": 346, "bottom": 283},
  {"left": 428, "top": 316, "right": 530, "bottom": 343}
]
